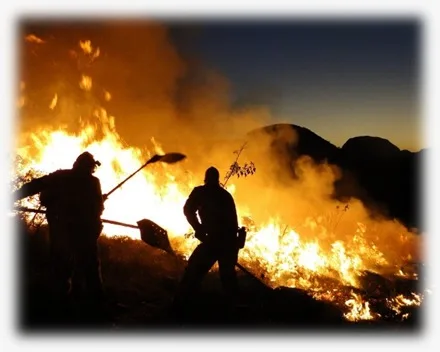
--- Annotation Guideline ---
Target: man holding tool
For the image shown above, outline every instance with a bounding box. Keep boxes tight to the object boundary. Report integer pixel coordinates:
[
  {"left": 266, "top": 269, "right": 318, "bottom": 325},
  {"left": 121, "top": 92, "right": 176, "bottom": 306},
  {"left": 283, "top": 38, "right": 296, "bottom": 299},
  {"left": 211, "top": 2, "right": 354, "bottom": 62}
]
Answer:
[
  {"left": 173, "top": 166, "right": 245, "bottom": 318},
  {"left": 13, "top": 151, "right": 186, "bottom": 305},
  {"left": 13, "top": 151, "right": 105, "bottom": 304}
]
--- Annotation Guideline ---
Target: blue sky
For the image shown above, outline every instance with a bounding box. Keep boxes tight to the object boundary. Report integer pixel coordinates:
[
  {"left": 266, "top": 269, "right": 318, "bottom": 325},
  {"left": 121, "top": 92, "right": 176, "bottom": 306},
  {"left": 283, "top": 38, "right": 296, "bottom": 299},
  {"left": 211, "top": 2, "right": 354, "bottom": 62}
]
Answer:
[{"left": 170, "top": 20, "right": 420, "bottom": 150}]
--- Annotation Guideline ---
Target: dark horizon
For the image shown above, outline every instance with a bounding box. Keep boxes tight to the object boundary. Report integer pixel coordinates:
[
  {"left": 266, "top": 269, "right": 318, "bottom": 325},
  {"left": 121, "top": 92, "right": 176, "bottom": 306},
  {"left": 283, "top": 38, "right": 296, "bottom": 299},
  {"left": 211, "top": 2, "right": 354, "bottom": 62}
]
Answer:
[{"left": 169, "top": 19, "right": 421, "bottom": 151}]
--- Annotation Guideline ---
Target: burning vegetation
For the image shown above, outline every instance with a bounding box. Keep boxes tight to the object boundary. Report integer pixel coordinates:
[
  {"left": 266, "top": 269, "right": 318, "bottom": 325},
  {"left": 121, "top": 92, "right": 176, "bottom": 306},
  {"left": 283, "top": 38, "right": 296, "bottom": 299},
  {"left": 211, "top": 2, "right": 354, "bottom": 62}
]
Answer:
[{"left": 13, "top": 22, "right": 424, "bottom": 324}]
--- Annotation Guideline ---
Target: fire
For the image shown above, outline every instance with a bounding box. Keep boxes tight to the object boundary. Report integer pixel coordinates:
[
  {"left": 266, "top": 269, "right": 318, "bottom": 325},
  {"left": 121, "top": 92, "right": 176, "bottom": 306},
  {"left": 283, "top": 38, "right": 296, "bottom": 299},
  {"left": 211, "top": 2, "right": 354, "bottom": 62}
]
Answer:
[
  {"left": 386, "top": 293, "right": 422, "bottom": 316},
  {"left": 16, "top": 112, "right": 197, "bottom": 242},
  {"left": 79, "top": 39, "right": 100, "bottom": 61},
  {"left": 344, "top": 292, "right": 379, "bottom": 321},
  {"left": 104, "top": 91, "right": 112, "bottom": 101},
  {"left": 17, "top": 81, "right": 26, "bottom": 108},
  {"left": 79, "top": 75, "right": 92, "bottom": 91},
  {"left": 49, "top": 94, "right": 58, "bottom": 110},
  {"left": 25, "top": 34, "right": 45, "bottom": 44},
  {"left": 79, "top": 40, "right": 93, "bottom": 54},
  {"left": 14, "top": 37, "right": 424, "bottom": 322}
]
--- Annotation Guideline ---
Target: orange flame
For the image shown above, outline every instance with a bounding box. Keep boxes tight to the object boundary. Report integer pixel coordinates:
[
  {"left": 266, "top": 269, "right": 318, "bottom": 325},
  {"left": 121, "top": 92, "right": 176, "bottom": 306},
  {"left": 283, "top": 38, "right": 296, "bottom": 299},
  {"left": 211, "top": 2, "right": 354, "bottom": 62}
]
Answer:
[
  {"left": 344, "top": 292, "right": 379, "bottom": 321},
  {"left": 49, "top": 94, "right": 58, "bottom": 110},
  {"left": 386, "top": 293, "right": 422, "bottom": 315},
  {"left": 79, "top": 75, "right": 92, "bottom": 91},
  {"left": 15, "top": 37, "right": 423, "bottom": 322},
  {"left": 79, "top": 40, "right": 100, "bottom": 62},
  {"left": 25, "top": 34, "right": 45, "bottom": 44}
]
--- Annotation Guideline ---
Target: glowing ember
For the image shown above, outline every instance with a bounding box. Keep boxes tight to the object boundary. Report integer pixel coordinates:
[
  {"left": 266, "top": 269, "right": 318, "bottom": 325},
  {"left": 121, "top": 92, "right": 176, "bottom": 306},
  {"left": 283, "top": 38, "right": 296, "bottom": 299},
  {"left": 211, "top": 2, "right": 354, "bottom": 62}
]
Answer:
[
  {"left": 79, "top": 75, "right": 92, "bottom": 91},
  {"left": 25, "top": 34, "right": 45, "bottom": 44},
  {"left": 49, "top": 94, "right": 58, "bottom": 110},
  {"left": 79, "top": 40, "right": 93, "bottom": 54},
  {"left": 104, "top": 91, "right": 112, "bottom": 101},
  {"left": 79, "top": 40, "right": 100, "bottom": 61}
]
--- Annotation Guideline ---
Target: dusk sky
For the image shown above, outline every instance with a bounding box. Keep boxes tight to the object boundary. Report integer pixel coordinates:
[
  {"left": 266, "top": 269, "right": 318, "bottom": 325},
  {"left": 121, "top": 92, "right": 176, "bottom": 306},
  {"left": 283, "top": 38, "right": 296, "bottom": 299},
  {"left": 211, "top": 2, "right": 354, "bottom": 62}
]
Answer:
[{"left": 170, "top": 20, "right": 421, "bottom": 151}]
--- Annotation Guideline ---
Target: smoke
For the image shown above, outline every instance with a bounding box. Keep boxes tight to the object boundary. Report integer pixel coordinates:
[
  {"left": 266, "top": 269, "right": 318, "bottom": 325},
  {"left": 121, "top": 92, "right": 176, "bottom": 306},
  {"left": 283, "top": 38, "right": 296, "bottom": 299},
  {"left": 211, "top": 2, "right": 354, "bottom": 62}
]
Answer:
[
  {"left": 17, "top": 20, "right": 270, "bottom": 164},
  {"left": 231, "top": 131, "right": 420, "bottom": 267},
  {"left": 16, "top": 20, "right": 420, "bottom": 271}
]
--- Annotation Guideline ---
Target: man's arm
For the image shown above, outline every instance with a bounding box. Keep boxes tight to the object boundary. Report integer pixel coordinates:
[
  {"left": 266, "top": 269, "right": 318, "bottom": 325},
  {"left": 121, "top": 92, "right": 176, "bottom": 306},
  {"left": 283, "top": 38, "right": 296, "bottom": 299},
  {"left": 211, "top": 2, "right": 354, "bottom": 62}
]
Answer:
[
  {"left": 12, "top": 176, "right": 48, "bottom": 202},
  {"left": 230, "top": 195, "right": 239, "bottom": 231},
  {"left": 183, "top": 188, "right": 203, "bottom": 232},
  {"left": 92, "top": 177, "right": 105, "bottom": 217}
]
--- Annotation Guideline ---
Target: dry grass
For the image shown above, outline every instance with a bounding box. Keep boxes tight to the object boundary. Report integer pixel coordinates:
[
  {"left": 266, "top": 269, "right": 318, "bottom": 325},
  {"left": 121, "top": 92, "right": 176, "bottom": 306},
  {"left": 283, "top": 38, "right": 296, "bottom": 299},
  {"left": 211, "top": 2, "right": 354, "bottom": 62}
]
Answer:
[{"left": 16, "top": 217, "right": 421, "bottom": 333}]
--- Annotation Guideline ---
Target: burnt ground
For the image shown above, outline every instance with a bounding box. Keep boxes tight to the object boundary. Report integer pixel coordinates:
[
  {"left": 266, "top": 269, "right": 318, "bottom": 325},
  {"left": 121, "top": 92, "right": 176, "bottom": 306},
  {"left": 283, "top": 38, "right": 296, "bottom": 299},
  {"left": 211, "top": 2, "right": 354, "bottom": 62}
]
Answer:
[{"left": 16, "top": 219, "right": 423, "bottom": 335}]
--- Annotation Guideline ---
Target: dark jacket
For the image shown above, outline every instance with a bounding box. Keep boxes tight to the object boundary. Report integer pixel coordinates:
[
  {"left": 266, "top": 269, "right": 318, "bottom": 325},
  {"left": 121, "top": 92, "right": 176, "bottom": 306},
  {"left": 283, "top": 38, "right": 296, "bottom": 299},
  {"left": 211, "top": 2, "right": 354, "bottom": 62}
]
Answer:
[
  {"left": 15, "top": 169, "right": 104, "bottom": 227},
  {"left": 183, "top": 184, "right": 238, "bottom": 245}
]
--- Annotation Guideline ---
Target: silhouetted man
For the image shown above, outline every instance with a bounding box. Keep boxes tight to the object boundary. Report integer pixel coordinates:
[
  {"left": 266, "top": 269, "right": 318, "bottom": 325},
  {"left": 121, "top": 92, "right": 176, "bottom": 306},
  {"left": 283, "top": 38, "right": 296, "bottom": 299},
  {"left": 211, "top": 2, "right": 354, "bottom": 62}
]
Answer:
[
  {"left": 13, "top": 152, "right": 105, "bottom": 304},
  {"left": 173, "top": 166, "right": 240, "bottom": 316}
]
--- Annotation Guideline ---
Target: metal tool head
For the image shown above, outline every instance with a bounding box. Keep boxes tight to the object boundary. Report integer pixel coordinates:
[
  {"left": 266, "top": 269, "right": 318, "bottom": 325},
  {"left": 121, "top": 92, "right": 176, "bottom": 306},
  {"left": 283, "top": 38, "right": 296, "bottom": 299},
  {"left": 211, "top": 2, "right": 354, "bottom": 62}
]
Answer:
[
  {"left": 137, "top": 218, "right": 174, "bottom": 254},
  {"left": 146, "top": 153, "right": 186, "bottom": 165}
]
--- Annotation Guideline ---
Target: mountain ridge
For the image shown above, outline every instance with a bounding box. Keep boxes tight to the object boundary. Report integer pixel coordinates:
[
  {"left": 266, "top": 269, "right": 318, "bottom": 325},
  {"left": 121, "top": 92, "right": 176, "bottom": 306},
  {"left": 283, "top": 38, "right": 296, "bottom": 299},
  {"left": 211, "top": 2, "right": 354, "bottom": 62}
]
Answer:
[{"left": 246, "top": 123, "right": 423, "bottom": 230}]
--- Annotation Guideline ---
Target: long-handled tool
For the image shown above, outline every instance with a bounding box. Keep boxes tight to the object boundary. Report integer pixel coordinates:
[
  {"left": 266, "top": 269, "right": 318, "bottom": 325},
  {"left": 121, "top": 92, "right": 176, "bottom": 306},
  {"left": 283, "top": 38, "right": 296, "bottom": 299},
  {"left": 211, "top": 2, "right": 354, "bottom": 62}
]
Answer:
[
  {"left": 103, "top": 152, "right": 186, "bottom": 200},
  {"left": 13, "top": 152, "right": 186, "bottom": 233},
  {"left": 13, "top": 151, "right": 263, "bottom": 282},
  {"left": 13, "top": 205, "right": 261, "bottom": 283}
]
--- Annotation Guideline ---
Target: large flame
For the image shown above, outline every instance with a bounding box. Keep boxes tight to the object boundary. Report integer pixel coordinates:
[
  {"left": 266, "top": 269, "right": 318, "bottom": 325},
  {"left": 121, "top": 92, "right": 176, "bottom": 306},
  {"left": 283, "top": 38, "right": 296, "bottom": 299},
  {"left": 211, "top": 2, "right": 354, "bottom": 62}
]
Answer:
[{"left": 14, "top": 35, "right": 424, "bottom": 322}]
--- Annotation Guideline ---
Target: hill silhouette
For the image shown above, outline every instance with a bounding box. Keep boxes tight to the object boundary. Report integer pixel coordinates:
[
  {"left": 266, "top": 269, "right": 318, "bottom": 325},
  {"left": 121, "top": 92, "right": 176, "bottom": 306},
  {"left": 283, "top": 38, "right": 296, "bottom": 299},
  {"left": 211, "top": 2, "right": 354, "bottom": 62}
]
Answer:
[{"left": 247, "top": 123, "right": 423, "bottom": 230}]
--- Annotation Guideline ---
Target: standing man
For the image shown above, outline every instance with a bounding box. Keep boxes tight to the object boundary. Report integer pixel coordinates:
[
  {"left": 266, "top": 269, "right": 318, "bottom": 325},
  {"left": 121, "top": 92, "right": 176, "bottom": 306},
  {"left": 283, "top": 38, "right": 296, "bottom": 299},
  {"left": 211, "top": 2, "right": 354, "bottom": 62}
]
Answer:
[
  {"left": 14, "top": 151, "right": 105, "bottom": 304},
  {"left": 173, "top": 166, "right": 241, "bottom": 316}
]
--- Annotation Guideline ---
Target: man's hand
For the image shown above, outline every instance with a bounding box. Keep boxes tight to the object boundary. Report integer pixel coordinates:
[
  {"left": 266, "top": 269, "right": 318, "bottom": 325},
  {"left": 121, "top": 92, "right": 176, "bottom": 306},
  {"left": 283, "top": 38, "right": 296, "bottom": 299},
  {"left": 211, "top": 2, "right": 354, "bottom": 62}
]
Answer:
[
  {"left": 194, "top": 230, "right": 206, "bottom": 242},
  {"left": 194, "top": 224, "right": 207, "bottom": 242}
]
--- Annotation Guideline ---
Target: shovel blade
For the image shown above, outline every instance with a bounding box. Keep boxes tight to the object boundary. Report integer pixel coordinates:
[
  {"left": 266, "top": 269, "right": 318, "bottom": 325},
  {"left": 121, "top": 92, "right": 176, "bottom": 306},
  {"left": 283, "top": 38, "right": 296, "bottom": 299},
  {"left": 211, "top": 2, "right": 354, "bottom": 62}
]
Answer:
[
  {"left": 137, "top": 218, "right": 174, "bottom": 254},
  {"left": 146, "top": 153, "right": 186, "bottom": 165},
  {"left": 159, "top": 152, "right": 186, "bottom": 164}
]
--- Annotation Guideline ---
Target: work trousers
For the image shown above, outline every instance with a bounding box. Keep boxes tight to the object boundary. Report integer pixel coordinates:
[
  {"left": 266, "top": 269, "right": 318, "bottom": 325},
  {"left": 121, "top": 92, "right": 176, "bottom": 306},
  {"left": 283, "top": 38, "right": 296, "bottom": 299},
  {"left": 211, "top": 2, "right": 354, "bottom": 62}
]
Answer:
[
  {"left": 48, "top": 218, "right": 103, "bottom": 302},
  {"left": 175, "top": 241, "right": 239, "bottom": 305}
]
